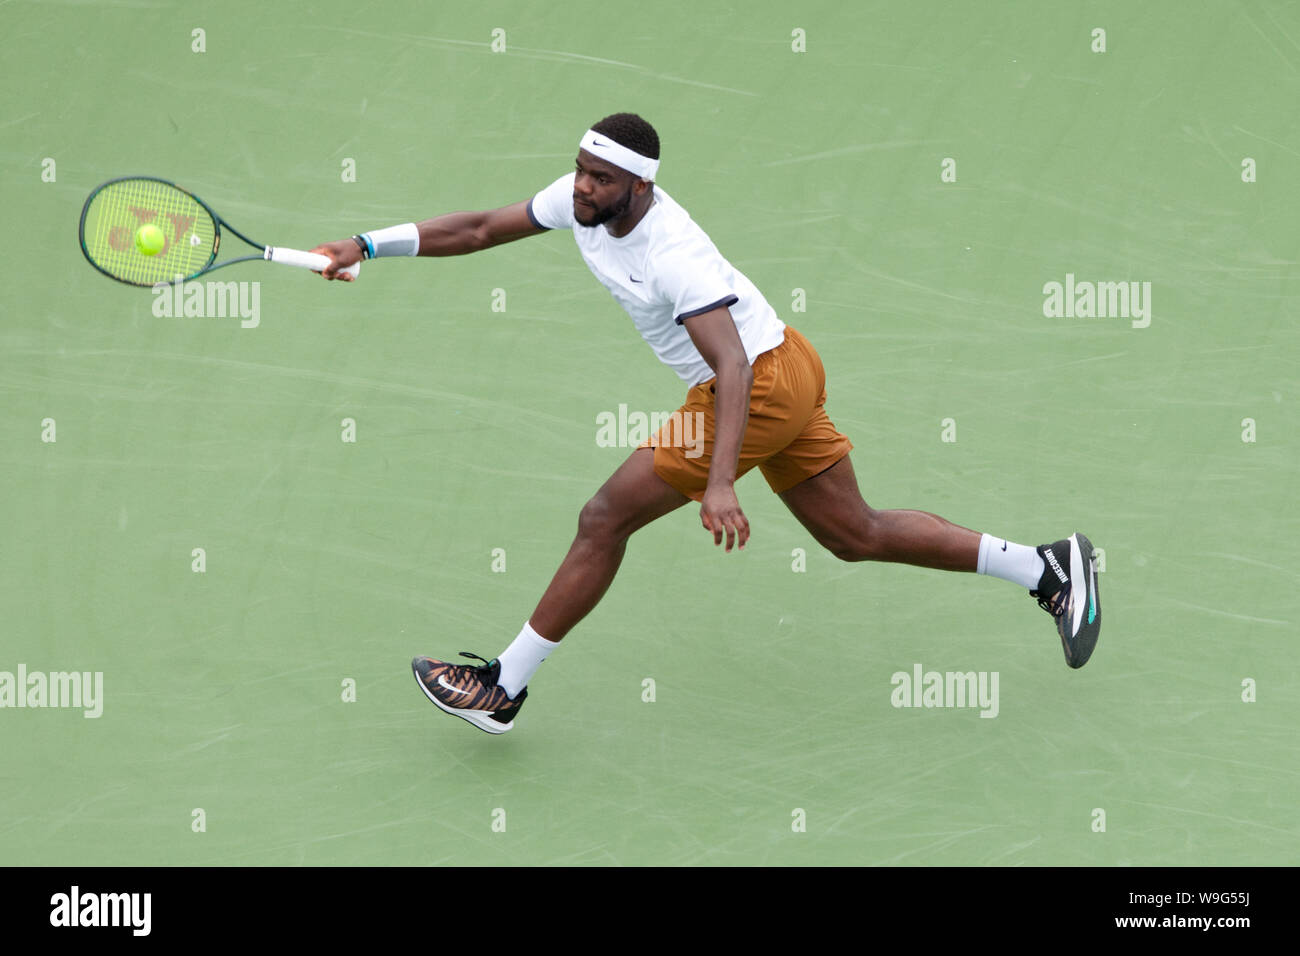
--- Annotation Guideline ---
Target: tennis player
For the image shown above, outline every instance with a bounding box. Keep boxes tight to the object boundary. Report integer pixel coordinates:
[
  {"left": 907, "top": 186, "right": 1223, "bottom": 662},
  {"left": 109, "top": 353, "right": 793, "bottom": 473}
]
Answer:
[{"left": 311, "top": 112, "right": 1101, "bottom": 734}]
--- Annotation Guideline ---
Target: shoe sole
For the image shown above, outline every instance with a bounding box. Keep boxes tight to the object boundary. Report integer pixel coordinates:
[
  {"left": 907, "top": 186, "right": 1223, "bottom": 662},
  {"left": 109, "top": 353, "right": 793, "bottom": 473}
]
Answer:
[
  {"left": 411, "top": 658, "right": 515, "bottom": 734},
  {"left": 1061, "top": 533, "right": 1101, "bottom": 668}
]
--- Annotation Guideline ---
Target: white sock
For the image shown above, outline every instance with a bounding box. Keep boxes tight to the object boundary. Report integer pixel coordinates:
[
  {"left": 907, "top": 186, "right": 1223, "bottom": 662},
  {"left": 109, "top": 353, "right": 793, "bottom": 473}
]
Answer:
[
  {"left": 977, "top": 534, "right": 1045, "bottom": 590},
  {"left": 496, "top": 622, "right": 557, "bottom": 699}
]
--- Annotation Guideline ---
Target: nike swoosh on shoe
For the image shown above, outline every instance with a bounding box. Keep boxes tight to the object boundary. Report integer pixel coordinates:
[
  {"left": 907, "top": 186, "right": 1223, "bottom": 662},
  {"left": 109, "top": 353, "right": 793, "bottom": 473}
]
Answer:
[{"left": 438, "top": 674, "right": 472, "bottom": 696}]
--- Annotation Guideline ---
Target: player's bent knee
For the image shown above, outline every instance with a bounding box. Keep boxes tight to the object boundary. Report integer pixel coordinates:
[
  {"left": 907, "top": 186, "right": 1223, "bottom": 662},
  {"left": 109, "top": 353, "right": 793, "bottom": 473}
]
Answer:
[
  {"left": 576, "top": 496, "right": 608, "bottom": 539},
  {"left": 823, "top": 506, "right": 881, "bottom": 561},
  {"left": 576, "top": 493, "right": 627, "bottom": 543}
]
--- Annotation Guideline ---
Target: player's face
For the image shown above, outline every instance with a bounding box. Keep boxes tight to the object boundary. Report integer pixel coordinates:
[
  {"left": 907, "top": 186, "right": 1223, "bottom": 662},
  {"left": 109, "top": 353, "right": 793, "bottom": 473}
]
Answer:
[{"left": 573, "top": 151, "right": 636, "bottom": 227}]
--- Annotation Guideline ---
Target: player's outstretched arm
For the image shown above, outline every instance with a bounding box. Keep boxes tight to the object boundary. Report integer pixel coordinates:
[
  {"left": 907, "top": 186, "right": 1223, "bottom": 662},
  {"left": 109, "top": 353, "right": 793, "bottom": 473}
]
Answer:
[
  {"left": 417, "top": 200, "right": 544, "bottom": 256},
  {"left": 309, "top": 200, "right": 545, "bottom": 281}
]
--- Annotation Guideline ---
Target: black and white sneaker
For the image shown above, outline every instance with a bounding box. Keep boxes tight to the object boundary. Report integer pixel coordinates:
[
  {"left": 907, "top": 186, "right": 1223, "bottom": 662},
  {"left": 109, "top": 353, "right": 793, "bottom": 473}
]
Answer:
[
  {"left": 411, "top": 653, "right": 527, "bottom": 734},
  {"left": 1031, "top": 533, "right": 1101, "bottom": 668}
]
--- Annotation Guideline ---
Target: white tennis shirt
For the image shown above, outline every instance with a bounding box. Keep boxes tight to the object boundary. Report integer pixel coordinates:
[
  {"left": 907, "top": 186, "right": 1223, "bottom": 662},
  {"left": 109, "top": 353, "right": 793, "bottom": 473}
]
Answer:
[{"left": 528, "top": 172, "right": 786, "bottom": 386}]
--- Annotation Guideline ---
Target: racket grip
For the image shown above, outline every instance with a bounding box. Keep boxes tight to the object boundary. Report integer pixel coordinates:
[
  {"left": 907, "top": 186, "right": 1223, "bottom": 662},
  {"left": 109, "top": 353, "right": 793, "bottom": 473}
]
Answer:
[{"left": 264, "top": 246, "right": 361, "bottom": 278}]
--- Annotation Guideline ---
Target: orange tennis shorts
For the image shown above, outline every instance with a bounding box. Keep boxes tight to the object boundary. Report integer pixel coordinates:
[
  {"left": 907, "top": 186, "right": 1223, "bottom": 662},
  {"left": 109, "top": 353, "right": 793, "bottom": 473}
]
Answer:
[{"left": 640, "top": 326, "right": 853, "bottom": 501}]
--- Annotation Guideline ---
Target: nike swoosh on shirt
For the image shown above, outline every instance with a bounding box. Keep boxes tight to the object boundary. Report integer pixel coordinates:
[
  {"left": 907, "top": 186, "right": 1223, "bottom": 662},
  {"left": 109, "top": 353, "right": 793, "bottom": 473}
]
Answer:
[{"left": 629, "top": 274, "right": 643, "bottom": 283}]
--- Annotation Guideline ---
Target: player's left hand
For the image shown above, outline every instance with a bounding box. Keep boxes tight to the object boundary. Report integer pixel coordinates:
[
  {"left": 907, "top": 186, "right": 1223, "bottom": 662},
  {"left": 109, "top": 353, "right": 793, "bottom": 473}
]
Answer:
[{"left": 700, "top": 483, "right": 749, "bottom": 552}]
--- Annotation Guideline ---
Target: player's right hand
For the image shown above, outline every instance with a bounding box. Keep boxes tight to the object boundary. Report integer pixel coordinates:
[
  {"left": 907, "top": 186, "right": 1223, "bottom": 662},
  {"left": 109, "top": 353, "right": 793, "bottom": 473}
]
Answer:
[
  {"left": 700, "top": 482, "right": 750, "bottom": 552},
  {"left": 308, "top": 240, "right": 362, "bottom": 281}
]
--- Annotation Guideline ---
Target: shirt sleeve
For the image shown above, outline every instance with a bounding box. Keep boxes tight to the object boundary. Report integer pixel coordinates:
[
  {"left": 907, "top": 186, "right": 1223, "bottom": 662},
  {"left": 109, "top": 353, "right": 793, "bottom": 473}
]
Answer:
[
  {"left": 653, "top": 244, "right": 740, "bottom": 325},
  {"left": 527, "top": 172, "right": 576, "bottom": 231}
]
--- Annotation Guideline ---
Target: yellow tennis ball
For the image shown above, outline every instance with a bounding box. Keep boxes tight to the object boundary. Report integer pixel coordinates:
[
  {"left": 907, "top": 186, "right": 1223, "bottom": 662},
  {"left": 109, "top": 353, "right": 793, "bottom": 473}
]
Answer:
[{"left": 135, "top": 223, "right": 165, "bottom": 256}]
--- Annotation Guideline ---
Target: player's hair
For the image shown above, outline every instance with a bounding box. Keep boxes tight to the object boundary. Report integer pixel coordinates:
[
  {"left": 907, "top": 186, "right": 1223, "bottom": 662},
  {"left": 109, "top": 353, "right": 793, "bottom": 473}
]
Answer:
[{"left": 590, "top": 113, "right": 660, "bottom": 161}]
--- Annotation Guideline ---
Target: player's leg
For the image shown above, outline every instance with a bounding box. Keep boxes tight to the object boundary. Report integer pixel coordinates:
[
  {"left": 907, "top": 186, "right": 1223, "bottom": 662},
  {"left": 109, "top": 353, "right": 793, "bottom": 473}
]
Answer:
[
  {"left": 776, "top": 454, "right": 1100, "bottom": 666},
  {"left": 776, "top": 454, "right": 980, "bottom": 570},
  {"left": 412, "top": 447, "right": 688, "bottom": 733},
  {"left": 763, "top": 326, "right": 1100, "bottom": 668},
  {"left": 528, "top": 446, "right": 689, "bottom": 641},
  {"left": 756, "top": 330, "right": 981, "bottom": 570}
]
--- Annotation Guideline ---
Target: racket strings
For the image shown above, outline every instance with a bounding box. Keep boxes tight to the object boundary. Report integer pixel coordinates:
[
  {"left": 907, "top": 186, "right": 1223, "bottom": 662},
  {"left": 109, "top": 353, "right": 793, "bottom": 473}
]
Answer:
[{"left": 82, "top": 179, "right": 217, "bottom": 286}]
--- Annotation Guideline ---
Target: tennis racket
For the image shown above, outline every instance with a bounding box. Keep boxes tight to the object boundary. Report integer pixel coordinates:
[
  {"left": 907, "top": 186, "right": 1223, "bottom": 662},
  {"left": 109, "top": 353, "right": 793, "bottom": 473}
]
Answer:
[{"left": 79, "top": 175, "right": 360, "bottom": 287}]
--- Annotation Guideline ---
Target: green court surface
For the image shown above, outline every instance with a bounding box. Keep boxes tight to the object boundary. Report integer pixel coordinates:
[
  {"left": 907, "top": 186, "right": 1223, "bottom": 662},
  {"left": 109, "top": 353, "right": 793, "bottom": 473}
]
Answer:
[{"left": 1, "top": 0, "right": 1296, "bottom": 866}]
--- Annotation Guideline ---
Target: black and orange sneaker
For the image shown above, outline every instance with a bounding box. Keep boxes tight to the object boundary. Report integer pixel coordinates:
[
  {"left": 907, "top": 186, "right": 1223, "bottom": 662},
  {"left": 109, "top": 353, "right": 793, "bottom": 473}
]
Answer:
[
  {"left": 1030, "top": 533, "right": 1102, "bottom": 669},
  {"left": 411, "top": 652, "right": 527, "bottom": 734}
]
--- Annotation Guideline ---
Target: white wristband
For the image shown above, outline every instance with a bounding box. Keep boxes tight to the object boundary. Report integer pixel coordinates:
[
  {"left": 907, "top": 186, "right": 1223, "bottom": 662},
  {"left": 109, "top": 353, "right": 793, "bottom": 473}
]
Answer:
[{"left": 362, "top": 222, "right": 420, "bottom": 257}]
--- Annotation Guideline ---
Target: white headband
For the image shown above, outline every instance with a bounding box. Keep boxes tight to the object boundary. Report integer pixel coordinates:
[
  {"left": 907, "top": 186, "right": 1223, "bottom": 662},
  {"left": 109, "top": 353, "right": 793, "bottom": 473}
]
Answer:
[{"left": 579, "top": 129, "right": 659, "bottom": 181}]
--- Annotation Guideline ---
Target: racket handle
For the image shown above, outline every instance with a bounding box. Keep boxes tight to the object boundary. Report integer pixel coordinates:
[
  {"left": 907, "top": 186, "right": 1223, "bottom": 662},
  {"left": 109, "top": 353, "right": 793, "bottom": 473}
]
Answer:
[{"left": 264, "top": 246, "right": 361, "bottom": 278}]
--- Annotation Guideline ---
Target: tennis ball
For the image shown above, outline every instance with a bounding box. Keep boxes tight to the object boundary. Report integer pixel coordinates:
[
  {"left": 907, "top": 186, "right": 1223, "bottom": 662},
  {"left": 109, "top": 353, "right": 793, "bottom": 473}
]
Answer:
[{"left": 135, "top": 223, "right": 165, "bottom": 256}]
